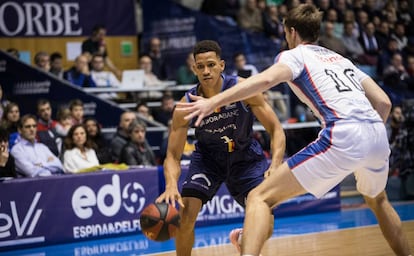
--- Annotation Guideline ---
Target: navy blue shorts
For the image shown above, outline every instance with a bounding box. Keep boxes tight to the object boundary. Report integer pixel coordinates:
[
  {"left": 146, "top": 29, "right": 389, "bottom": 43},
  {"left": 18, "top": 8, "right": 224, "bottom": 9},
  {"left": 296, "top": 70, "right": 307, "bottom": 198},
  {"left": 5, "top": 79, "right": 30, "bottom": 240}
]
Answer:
[{"left": 181, "top": 140, "right": 269, "bottom": 207}]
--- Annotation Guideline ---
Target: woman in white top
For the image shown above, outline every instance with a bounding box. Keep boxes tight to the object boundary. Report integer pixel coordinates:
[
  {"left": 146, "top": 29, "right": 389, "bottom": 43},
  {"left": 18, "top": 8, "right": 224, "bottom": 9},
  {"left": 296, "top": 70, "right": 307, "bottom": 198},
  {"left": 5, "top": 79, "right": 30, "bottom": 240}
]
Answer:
[{"left": 63, "top": 124, "right": 99, "bottom": 174}]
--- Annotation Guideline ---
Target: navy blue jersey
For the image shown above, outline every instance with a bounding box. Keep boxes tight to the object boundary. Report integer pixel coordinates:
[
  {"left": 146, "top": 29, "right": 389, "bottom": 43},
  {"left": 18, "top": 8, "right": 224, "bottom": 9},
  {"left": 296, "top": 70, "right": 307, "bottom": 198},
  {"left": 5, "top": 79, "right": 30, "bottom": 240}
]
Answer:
[{"left": 185, "top": 74, "right": 255, "bottom": 153}]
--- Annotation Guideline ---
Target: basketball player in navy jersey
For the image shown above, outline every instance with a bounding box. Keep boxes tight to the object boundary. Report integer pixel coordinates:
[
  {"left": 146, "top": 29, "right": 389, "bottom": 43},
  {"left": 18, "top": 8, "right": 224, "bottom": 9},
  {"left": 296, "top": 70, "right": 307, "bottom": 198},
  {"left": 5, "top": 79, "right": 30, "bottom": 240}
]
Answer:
[
  {"left": 155, "top": 40, "right": 286, "bottom": 256},
  {"left": 177, "top": 4, "right": 412, "bottom": 256}
]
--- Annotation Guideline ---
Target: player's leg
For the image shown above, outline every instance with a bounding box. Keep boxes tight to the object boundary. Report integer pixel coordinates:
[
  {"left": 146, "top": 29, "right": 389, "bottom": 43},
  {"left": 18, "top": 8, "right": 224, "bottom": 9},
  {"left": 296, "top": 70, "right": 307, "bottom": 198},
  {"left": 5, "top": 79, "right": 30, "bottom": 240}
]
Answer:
[
  {"left": 175, "top": 196, "right": 202, "bottom": 256},
  {"left": 363, "top": 191, "right": 412, "bottom": 256},
  {"left": 242, "top": 162, "right": 307, "bottom": 255}
]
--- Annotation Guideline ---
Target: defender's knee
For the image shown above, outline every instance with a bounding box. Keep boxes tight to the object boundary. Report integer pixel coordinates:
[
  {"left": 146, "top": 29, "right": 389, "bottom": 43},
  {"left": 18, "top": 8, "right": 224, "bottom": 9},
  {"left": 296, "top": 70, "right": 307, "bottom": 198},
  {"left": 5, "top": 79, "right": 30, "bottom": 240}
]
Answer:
[{"left": 364, "top": 191, "right": 387, "bottom": 209}]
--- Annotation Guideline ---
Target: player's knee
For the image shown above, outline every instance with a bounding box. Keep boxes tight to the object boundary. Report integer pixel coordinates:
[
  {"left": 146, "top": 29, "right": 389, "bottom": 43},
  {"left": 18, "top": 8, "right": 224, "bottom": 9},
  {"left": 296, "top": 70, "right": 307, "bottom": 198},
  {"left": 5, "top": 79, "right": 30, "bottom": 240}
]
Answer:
[
  {"left": 364, "top": 190, "right": 387, "bottom": 209},
  {"left": 246, "top": 188, "right": 273, "bottom": 208}
]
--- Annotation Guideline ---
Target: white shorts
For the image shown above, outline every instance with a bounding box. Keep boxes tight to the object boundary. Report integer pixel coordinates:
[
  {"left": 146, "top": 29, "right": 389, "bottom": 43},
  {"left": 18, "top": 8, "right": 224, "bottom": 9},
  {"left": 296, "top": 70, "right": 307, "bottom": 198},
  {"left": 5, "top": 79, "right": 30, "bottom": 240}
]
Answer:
[{"left": 287, "top": 121, "right": 390, "bottom": 198}]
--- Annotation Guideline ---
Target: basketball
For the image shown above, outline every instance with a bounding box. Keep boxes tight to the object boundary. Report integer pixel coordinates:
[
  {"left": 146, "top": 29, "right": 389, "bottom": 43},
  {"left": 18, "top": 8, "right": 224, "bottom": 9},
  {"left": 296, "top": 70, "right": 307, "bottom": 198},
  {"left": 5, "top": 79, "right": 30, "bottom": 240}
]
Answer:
[{"left": 139, "top": 202, "right": 180, "bottom": 242}]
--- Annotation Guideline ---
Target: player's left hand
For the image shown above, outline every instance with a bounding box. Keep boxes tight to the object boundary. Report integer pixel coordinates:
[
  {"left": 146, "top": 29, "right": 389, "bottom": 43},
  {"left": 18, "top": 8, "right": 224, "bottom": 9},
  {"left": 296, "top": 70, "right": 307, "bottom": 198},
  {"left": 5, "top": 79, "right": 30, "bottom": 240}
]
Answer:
[{"left": 175, "top": 94, "right": 215, "bottom": 126}]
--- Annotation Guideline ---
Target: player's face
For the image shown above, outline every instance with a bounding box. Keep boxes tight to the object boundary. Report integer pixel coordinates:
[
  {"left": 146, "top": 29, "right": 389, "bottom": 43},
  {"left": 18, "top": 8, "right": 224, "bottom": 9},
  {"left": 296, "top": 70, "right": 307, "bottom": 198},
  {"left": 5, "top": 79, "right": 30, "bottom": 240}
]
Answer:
[{"left": 193, "top": 51, "right": 224, "bottom": 87}]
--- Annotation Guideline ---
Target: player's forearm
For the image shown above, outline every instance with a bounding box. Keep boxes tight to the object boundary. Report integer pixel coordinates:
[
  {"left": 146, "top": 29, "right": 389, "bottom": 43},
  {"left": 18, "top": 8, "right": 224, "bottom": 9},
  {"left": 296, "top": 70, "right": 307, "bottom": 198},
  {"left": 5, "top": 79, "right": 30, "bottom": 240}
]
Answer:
[{"left": 163, "top": 156, "right": 181, "bottom": 189}]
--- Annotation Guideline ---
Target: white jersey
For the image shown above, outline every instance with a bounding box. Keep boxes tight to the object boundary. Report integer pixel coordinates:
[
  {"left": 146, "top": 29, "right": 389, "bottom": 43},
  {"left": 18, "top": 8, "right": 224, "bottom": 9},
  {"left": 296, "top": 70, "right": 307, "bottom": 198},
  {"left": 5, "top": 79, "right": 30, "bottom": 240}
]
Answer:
[{"left": 275, "top": 44, "right": 383, "bottom": 127}]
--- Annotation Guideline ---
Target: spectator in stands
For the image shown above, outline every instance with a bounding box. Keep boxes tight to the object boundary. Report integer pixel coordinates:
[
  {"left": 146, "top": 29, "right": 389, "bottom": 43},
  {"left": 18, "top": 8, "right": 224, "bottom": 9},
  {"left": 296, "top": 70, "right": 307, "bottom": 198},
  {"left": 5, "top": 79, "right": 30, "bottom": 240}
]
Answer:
[
  {"left": 64, "top": 54, "right": 96, "bottom": 87},
  {"left": 262, "top": 4, "right": 284, "bottom": 44},
  {"left": 386, "top": 105, "right": 405, "bottom": 146},
  {"left": 11, "top": 114, "right": 64, "bottom": 177},
  {"left": 63, "top": 124, "right": 100, "bottom": 174},
  {"left": 0, "top": 84, "right": 10, "bottom": 119},
  {"left": 237, "top": 0, "right": 263, "bottom": 33},
  {"left": 359, "top": 21, "right": 380, "bottom": 65},
  {"left": 135, "top": 101, "right": 154, "bottom": 121},
  {"left": 318, "top": 21, "right": 346, "bottom": 56},
  {"left": 6, "top": 48, "right": 19, "bottom": 59},
  {"left": 405, "top": 55, "right": 414, "bottom": 90},
  {"left": 55, "top": 107, "right": 72, "bottom": 137},
  {"left": 391, "top": 22, "right": 408, "bottom": 51},
  {"left": 83, "top": 117, "right": 112, "bottom": 164},
  {"left": 231, "top": 52, "right": 259, "bottom": 78},
  {"left": 139, "top": 55, "right": 163, "bottom": 87},
  {"left": 263, "top": 90, "right": 287, "bottom": 122},
  {"left": 383, "top": 52, "right": 410, "bottom": 91},
  {"left": 0, "top": 127, "right": 16, "bottom": 178},
  {"left": 90, "top": 53, "right": 121, "bottom": 87},
  {"left": 144, "top": 37, "right": 168, "bottom": 80},
  {"left": 1, "top": 102, "right": 20, "bottom": 149},
  {"left": 324, "top": 8, "right": 343, "bottom": 38},
  {"left": 68, "top": 99, "right": 84, "bottom": 125},
  {"left": 377, "top": 38, "right": 400, "bottom": 78},
  {"left": 110, "top": 111, "right": 137, "bottom": 162},
  {"left": 153, "top": 93, "right": 175, "bottom": 126},
  {"left": 375, "top": 21, "right": 391, "bottom": 49},
  {"left": 119, "top": 119, "right": 156, "bottom": 166},
  {"left": 36, "top": 99, "right": 61, "bottom": 157},
  {"left": 175, "top": 52, "right": 198, "bottom": 85},
  {"left": 33, "top": 51, "right": 50, "bottom": 72},
  {"left": 82, "top": 24, "right": 121, "bottom": 78},
  {"left": 342, "top": 21, "right": 365, "bottom": 64},
  {"left": 49, "top": 52, "right": 64, "bottom": 79}
]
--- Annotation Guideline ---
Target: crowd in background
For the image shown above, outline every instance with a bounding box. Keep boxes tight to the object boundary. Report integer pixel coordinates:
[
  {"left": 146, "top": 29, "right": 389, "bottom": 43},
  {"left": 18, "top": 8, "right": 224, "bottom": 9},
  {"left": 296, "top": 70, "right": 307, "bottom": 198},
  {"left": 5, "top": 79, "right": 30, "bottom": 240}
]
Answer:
[{"left": 2, "top": 0, "right": 414, "bottom": 199}]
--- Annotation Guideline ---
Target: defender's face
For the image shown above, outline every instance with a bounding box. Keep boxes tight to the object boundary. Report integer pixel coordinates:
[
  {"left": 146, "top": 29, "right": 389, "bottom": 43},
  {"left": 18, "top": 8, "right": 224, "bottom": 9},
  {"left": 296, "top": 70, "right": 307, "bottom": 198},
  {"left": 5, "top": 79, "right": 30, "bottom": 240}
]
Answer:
[{"left": 193, "top": 51, "right": 224, "bottom": 87}]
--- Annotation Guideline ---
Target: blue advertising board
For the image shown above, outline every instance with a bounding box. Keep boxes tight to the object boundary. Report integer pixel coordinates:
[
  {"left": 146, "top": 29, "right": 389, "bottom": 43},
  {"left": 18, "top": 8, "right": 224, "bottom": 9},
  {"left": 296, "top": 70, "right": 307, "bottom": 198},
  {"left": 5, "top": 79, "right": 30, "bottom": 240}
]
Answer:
[
  {"left": 0, "top": 166, "right": 340, "bottom": 252},
  {"left": 0, "top": 0, "right": 136, "bottom": 37}
]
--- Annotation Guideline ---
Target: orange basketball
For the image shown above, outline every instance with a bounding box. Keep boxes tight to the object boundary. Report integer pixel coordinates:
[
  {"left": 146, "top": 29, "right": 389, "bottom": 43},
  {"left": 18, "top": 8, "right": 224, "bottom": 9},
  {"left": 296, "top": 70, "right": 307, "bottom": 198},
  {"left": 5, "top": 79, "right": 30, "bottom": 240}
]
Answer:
[{"left": 139, "top": 202, "right": 180, "bottom": 242}]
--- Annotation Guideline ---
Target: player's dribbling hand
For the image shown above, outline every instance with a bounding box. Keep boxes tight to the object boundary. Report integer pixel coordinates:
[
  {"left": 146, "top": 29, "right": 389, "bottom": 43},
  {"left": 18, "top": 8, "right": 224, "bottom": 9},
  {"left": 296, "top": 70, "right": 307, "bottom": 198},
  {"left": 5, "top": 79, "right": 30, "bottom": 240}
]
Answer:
[
  {"left": 155, "top": 187, "right": 185, "bottom": 209},
  {"left": 175, "top": 94, "right": 216, "bottom": 127}
]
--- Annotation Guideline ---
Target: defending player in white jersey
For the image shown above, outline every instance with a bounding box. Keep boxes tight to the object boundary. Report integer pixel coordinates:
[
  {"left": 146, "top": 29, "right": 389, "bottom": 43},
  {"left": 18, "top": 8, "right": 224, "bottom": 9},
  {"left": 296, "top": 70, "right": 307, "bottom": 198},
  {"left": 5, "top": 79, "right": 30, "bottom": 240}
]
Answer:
[{"left": 176, "top": 4, "right": 412, "bottom": 256}]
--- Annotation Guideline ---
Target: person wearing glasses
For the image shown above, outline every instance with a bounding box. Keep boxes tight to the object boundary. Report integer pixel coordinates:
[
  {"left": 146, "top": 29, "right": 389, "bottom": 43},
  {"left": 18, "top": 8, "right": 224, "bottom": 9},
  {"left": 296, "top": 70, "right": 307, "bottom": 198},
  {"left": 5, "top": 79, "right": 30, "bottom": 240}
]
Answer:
[{"left": 11, "top": 114, "right": 64, "bottom": 177}]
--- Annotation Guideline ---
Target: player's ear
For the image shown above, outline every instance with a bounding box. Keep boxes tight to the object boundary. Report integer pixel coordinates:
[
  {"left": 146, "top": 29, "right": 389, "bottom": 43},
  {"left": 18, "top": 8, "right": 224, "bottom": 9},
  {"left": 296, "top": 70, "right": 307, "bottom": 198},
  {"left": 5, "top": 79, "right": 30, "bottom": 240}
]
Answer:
[{"left": 220, "top": 60, "right": 225, "bottom": 72}]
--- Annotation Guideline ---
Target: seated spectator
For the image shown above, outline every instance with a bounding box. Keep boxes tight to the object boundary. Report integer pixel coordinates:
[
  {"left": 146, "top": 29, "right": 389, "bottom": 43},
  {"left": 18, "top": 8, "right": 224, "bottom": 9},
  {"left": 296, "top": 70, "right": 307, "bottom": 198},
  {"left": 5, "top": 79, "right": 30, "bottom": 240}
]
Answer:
[
  {"left": 90, "top": 53, "right": 121, "bottom": 99},
  {"left": 63, "top": 124, "right": 100, "bottom": 174},
  {"left": 139, "top": 55, "right": 163, "bottom": 87},
  {"left": 263, "top": 90, "right": 287, "bottom": 122},
  {"left": 237, "top": 0, "right": 263, "bottom": 33},
  {"left": 318, "top": 21, "right": 346, "bottom": 56},
  {"left": 6, "top": 48, "right": 19, "bottom": 59},
  {"left": 135, "top": 101, "right": 154, "bottom": 121},
  {"left": 11, "top": 114, "right": 64, "bottom": 177},
  {"left": 405, "top": 55, "right": 414, "bottom": 91},
  {"left": 63, "top": 54, "right": 96, "bottom": 87},
  {"left": 231, "top": 52, "right": 259, "bottom": 78},
  {"left": 33, "top": 51, "right": 50, "bottom": 72},
  {"left": 110, "top": 111, "right": 137, "bottom": 162},
  {"left": 68, "top": 99, "right": 84, "bottom": 125},
  {"left": 0, "top": 127, "right": 16, "bottom": 178},
  {"left": 119, "top": 119, "right": 156, "bottom": 166},
  {"left": 341, "top": 21, "right": 365, "bottom": 64},
  {"left": 324, "top": 8, "right": 343, "bottom": 38},
  {"left": 143, "top": 37, "right": 168, "bottom": 80},
  {"left": 90, "top": 53, "right": 121, "bottom": 87},
  {"left": 153, "top": 93, "right": 175, "bottom": 126},
  {"left": 49, "top": 52, "right": 64, "bottom": 79},
  {"left": 82, "top": 24, "right": 121, "bottom": 77},
  {"left": 377, "top": 38, "right": 400, "bottom": 78},
  {"left": 391, "top": 22, "right": 408, "bottom": 51},
  {"left": 175, "top": 52, "right": 198, "bottom": 85},
  {"left": 0, "top": 84, "right": 10, "bottom": 119},
  {"left": 382, "top": 52, "right": 409, "bottom": 90},
  {"left": 36, "top": 99, "right": 62, "bottom": 157},
  {"left": 1, "top": 102, "right": 20, "bottom": 149},
  {"left": 358, "top": 21, "right": 380, "bottom": 65},
  {"left": 386, "top": 105, "right": 405, "bottom": 146},
  {"left": 83, "top": 117, "right": 112, "bottom": 164},
  {"left": 262, "top": 4, "right": 284, "bottom": 43},
  {"left": 55, "top": 107, "right": 72, "bottom": 137}
]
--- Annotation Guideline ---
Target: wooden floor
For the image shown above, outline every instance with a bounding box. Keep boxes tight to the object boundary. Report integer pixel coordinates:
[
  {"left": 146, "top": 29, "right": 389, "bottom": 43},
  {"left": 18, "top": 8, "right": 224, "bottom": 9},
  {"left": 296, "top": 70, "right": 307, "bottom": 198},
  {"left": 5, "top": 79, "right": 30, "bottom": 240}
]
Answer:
[{"left": 156, "top": 221, "right": 414, "bottom": 256}]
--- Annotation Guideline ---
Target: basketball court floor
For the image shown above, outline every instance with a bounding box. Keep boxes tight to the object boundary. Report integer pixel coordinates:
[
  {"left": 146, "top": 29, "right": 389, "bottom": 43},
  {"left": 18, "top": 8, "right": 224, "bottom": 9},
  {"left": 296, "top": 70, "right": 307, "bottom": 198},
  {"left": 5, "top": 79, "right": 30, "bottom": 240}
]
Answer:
[{"left": 3, "top": 199, "right": 414, "bottom": 256}]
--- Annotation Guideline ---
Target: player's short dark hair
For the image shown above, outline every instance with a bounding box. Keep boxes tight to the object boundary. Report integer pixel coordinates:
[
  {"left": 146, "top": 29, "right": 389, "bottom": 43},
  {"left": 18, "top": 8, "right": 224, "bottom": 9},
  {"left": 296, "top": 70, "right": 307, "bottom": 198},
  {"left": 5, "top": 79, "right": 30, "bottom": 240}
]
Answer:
[
  {"left": 283, "top": 4, "right": 322, "bottom": 43},
  {"left": 193, "top": 40, "right": 222, "bottom": 58}
]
